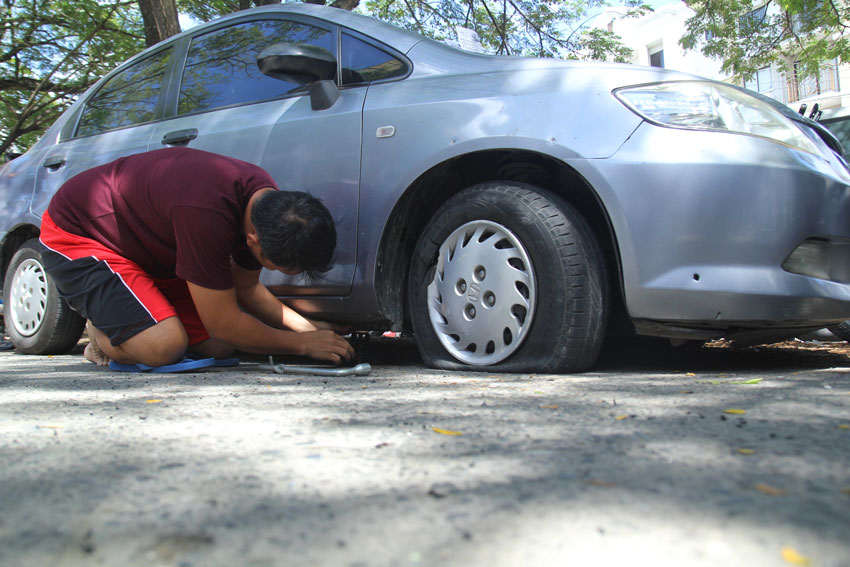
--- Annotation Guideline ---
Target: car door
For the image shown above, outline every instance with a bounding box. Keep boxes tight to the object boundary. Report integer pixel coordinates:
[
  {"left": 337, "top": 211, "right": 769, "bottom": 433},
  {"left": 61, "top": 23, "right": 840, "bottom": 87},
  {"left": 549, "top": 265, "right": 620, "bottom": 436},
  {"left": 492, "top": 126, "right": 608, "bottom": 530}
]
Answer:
[
  {"left": 148, "top": 16, "right": 363, "bottom": 297},
  {"left": 31, "top": 46, "right": 174, "bottom": 217}
]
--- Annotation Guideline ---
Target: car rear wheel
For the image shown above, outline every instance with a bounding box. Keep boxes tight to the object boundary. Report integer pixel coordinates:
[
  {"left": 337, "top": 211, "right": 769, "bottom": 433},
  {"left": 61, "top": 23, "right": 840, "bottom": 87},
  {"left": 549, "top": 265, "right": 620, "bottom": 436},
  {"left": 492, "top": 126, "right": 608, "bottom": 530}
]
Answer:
[
  {"left": 3, "top": 239, "right": 85, "bottom": 354},
  {"left": 408, "top": 182, "right": 607, "bottom": 373}
]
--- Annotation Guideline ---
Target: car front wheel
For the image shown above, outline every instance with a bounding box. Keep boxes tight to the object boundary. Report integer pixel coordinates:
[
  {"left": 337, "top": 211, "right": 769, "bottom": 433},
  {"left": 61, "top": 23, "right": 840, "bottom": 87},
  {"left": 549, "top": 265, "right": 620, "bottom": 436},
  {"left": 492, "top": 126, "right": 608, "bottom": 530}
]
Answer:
[
  {"left": 408, "top": 182, "right": 607, "bottom": 373},
  {"left": 3, "top": 239, "right": 85, "bottom": 354},
  {"left": 828, "top": 321, "right": 850, "bottom": 342}
]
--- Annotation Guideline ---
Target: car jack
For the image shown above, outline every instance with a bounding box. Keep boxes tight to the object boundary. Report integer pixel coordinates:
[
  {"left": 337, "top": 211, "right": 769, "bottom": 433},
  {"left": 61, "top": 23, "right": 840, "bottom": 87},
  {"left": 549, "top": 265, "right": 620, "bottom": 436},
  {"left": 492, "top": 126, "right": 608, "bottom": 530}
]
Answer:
[{"left": 259, "top": 356, "right": 372, "bottom": 377}]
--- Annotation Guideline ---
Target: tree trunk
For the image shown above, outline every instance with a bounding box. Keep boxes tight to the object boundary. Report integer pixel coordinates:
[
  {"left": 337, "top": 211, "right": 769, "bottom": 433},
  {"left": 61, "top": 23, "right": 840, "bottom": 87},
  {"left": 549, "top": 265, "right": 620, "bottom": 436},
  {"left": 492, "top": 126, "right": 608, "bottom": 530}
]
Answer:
[{"left": 138, "top": 0, "right": 181, "bottom": 47}]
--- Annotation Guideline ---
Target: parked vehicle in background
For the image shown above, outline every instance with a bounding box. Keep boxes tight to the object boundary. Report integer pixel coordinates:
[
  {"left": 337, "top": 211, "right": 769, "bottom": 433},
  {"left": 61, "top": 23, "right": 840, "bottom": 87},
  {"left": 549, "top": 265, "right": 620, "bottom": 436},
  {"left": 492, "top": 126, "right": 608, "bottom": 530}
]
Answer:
[
  {"left": 810, "top": 107, "right": 850, "bottom": 342},
  {"left": 820, "top": 107, "right": 850, "bottom": 160},
  {"left": 2, "top": 3, "right": 850, "bottom": 372}
]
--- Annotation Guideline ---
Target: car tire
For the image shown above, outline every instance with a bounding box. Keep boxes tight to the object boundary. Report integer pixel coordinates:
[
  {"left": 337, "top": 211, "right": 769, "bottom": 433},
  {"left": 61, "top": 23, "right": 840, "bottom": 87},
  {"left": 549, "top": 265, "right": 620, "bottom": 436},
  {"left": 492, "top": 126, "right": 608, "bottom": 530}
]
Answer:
[
  {"left": 828, "top": 321, "right": 850, "bottom": 342},
  {"left": 408, "top": 181, "right": 607, "bottom": 373},
  {"left": 3, "top": 239, "right": 85, "bottom": 354}
]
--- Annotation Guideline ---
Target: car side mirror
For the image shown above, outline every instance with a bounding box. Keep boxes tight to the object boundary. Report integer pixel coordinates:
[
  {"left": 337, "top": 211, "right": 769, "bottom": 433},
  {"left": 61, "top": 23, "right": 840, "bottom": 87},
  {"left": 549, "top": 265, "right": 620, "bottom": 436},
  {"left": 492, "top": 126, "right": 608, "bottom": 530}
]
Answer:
[{"left": 257, "top": 43, "right": 340, "bottom": 111}]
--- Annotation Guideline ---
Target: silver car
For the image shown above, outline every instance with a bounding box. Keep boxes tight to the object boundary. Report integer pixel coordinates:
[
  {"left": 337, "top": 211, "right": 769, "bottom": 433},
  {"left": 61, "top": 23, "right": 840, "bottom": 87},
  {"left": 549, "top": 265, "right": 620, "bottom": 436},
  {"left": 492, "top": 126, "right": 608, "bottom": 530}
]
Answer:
[{"left": 2, "top": 3, "right": 849, "bottom": 372}]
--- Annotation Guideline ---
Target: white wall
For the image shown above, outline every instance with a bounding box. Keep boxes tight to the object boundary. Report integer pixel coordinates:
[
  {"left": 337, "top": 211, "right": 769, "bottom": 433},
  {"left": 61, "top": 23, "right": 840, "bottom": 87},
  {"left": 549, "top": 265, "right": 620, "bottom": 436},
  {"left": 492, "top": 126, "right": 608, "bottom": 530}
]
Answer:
[{"left": 595, "top": 2, "right": 726, "bottom": 81}]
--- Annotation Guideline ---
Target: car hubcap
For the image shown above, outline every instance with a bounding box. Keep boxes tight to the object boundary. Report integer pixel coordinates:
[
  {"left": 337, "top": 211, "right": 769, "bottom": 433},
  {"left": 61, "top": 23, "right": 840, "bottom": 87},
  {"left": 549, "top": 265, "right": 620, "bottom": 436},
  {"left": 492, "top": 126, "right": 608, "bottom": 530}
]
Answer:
[
  {"left": 427, "top": 220, "right": 536, "bottom": 365},
  {"left": 9, "top": 258, "right": 48, "bottom": 337}
]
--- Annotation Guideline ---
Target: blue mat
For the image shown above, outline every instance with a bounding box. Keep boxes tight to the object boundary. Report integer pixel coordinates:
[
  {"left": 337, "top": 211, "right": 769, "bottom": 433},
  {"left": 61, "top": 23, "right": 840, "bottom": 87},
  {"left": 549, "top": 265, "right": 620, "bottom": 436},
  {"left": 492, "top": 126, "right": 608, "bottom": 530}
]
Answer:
[{"left": 109, "top": 357, "right": 216, "bottom": 373}]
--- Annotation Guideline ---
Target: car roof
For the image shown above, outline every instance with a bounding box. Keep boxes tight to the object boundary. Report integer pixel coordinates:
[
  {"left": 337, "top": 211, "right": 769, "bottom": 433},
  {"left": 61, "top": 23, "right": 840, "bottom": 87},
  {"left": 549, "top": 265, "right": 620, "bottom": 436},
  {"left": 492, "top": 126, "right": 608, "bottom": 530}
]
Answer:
[{"left": 185, "top": 3, "right": 426, "bottom": 54}]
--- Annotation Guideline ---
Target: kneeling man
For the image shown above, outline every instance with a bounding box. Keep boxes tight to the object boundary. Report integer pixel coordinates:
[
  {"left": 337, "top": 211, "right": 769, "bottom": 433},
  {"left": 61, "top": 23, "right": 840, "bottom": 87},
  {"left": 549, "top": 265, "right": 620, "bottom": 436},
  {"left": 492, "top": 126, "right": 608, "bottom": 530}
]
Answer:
[{"left": 40, "top": 147, "right": 353, "bottom": 368}]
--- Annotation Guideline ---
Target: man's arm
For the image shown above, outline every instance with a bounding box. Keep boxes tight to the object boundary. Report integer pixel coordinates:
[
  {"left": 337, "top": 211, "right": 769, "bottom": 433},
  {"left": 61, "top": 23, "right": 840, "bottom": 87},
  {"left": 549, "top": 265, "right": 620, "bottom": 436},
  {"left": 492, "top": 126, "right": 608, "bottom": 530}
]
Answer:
[
  {"left": 230, "top": 262, "right": 326, "bottom": 332},
  {"left": 186, "top": 281, "right": 353, "bottom": 363}
]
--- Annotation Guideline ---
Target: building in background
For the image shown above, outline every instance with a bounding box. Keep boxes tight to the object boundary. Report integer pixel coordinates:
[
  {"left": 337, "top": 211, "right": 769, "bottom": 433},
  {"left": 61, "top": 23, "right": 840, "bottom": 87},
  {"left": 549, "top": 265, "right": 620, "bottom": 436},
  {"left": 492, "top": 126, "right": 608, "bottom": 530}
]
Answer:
[{"left": 597, "top": 1, "right": 850, "bottom": 148}]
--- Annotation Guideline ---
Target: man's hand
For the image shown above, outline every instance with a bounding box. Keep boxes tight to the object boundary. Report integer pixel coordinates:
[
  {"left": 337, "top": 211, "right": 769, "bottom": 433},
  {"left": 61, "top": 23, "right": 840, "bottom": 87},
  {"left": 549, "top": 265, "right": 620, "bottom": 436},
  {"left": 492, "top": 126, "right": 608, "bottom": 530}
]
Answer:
[{"left": 297, "top": 330, "right": 355, "bottom": 364}]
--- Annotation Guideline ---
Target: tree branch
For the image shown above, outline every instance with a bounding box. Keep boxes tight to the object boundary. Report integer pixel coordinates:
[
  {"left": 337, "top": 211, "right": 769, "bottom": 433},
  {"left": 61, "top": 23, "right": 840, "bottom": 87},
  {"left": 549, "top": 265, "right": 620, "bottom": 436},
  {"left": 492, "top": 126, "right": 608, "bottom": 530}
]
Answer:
[{"left": 479, "top": 0, "right": 509, "bottom": 54}]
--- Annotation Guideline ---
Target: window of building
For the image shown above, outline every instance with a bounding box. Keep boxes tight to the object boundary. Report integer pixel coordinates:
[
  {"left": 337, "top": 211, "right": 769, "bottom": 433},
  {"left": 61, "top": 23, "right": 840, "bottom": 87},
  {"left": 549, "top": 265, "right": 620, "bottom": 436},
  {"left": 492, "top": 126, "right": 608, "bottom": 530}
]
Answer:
[
  {"left": 792, "top": 1, "right": 824, "bottom": 33},
  {"left": 744, "top": 66, "right": 773, "bottom": 95},
  {"left": 76, "top": 48, "right": 172, "bottom": 137},
  {"left": 786, "top": 60, "right": 840, "bottom": 103},
  {"left": 178, "top": 19, "right": 333, "bottom": 115},
  {"left": 739, "top": 4, "right": 768, "bottom": 33},
  {"left": 649, "top": 47, "right": 664, "bottom": 68},
  {"left": 339, "top": 33, "right": 407, "bottom": 85}
]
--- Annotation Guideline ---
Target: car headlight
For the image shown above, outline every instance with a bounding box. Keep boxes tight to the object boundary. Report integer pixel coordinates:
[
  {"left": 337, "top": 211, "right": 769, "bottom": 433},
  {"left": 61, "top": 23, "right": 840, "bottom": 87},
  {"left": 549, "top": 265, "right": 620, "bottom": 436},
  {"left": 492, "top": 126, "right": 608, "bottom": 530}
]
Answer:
[{"left": 614, "top": 81, "right": 820, "bottom": 155}]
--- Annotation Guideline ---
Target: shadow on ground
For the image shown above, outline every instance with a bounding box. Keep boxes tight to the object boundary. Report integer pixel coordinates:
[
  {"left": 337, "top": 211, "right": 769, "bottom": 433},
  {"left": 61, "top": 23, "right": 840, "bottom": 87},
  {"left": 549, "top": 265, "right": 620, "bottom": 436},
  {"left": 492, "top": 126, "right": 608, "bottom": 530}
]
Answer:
[{"left": 339, "top": 334, "right": 850, "bottom": 374}]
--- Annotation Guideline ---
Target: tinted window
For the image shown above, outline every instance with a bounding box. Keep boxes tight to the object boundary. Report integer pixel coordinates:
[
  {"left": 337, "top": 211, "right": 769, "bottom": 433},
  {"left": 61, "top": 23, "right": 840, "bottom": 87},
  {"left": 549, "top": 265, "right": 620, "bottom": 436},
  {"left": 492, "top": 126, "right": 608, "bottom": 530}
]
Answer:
[
  {"left": 823, "top": 117, "right": 850, "bottom": 158},
  {"left": 179, "top": 19, "right": 333, "bottom": 114},
  {"left": 77, "top": 48, "right": 171, "bottom": 137},
  {"left": 340, "top": 33, "right": 406, "bottom": 85}
]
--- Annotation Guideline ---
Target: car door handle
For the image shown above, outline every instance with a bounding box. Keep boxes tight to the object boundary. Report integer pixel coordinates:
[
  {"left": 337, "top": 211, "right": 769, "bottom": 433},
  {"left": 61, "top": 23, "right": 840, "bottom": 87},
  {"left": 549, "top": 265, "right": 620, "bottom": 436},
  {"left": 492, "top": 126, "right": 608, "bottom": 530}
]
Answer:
[
  {"left": 161, "top": 128, "right": 198, "bottom": 146},
  {"left": 43, "top": 155, "right": 66, "bottom": 169}
]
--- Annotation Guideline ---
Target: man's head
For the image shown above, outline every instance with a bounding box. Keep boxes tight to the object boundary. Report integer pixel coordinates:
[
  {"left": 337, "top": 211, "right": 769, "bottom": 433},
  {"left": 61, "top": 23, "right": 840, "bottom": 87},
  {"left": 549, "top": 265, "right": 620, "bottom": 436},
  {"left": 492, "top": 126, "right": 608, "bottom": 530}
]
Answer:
[{"left": 249, "top": 190, "right": 337, "bottom": 279}]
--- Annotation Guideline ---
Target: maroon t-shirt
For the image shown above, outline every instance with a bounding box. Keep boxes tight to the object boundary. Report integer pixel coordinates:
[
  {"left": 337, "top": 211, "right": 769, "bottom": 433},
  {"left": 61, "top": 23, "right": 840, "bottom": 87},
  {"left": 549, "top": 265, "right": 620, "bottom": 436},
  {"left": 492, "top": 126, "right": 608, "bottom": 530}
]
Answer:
[{"left": 47, "top": 147, "right": 277, "bottom": 290}]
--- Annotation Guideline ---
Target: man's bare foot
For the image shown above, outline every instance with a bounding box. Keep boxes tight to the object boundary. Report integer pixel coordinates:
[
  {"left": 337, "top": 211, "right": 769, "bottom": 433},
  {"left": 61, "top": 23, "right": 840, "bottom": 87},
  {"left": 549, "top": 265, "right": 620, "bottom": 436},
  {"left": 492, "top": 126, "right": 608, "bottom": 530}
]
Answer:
[{"left": 84, "top": 322, "right": 110, "bottom": 366}]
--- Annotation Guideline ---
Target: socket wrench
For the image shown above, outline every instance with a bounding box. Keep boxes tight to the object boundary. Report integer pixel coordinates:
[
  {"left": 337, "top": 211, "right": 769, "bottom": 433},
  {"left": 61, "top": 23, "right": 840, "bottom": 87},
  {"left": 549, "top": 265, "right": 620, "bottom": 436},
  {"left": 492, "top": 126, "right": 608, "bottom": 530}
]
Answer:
[{"left": 260, "top": 356, "right": 372, "bottom": 377}]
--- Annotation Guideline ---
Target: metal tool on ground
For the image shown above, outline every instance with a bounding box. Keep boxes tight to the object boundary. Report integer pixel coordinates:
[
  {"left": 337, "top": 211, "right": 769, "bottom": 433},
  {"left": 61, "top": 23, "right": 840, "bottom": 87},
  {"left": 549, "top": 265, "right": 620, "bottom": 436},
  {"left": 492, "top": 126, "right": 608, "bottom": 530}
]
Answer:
[{"left": 260, "top": 356, "right": 372, "bottom": 377}]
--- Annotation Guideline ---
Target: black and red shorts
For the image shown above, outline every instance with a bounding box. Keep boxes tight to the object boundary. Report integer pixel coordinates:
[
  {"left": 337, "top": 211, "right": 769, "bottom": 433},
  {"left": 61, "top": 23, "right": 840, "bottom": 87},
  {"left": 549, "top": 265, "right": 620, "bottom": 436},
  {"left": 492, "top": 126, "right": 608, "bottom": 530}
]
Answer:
[{"left": 39, "top": 211, "right": 210, "bottom": 347}]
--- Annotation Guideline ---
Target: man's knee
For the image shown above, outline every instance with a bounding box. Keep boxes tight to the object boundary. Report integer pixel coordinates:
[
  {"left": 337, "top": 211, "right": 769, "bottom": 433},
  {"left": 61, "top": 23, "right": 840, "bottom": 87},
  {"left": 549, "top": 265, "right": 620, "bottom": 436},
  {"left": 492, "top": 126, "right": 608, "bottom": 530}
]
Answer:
[
  {"left": 122, "top": 317, "right": 189, "bottom": 367},
  {"left": 141, "top": 340, "right": 188, "bottom": 367}
]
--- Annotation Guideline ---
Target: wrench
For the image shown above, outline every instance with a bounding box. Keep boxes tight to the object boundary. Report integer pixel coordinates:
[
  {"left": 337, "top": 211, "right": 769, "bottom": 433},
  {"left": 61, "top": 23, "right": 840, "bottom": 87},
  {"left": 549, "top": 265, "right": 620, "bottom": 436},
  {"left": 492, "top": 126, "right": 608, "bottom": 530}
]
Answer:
[{"left": 260, "top": 356, "right": 372, "bottom": 377}]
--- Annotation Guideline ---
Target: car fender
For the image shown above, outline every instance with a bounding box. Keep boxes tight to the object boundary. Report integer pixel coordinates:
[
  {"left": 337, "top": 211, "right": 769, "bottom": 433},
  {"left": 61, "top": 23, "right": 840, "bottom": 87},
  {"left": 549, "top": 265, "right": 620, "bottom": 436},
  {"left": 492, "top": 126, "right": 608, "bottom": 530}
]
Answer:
[{"left": 0, "top": 151, "right": 44, "bottom": 262}]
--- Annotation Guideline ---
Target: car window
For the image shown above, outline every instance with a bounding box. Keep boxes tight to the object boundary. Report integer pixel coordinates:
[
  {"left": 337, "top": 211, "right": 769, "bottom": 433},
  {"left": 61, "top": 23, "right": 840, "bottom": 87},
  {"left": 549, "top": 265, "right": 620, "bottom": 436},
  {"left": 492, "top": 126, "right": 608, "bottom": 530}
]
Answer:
[
  {"left": 340, "top": 33, "right": 407, "bottom": 85},
  {"left": 823, "top": 117, "right": 850, "bottom": 158},
  {"left": 178, "top": 19, "right": 334, "bottom": 114},
  {"left": 76, "top": 48, "right": 172, "bottom": 137}
]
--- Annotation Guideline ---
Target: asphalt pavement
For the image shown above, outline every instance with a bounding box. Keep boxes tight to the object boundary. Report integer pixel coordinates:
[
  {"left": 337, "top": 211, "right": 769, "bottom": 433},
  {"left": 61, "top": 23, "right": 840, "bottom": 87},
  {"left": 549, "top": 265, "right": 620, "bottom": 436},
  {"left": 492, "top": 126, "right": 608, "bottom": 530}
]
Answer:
[{"left": 0, "top": 336, "right": 848, "bottom": 567}]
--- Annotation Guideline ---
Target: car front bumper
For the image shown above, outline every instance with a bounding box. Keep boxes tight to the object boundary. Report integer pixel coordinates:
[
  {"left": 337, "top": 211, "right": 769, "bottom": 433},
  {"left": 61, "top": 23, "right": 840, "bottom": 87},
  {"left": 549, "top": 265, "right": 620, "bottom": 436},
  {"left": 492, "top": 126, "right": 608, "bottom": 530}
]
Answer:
[{"left": 583, "top": 122, "right": 850, "bottom": 333}]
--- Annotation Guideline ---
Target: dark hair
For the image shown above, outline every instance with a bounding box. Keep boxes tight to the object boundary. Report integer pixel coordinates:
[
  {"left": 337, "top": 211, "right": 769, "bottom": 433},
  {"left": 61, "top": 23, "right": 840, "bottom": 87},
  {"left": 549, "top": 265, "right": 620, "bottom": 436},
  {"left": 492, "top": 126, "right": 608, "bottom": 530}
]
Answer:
[{"left": 250, "top": 190, "right": 337, "bottom": 279}]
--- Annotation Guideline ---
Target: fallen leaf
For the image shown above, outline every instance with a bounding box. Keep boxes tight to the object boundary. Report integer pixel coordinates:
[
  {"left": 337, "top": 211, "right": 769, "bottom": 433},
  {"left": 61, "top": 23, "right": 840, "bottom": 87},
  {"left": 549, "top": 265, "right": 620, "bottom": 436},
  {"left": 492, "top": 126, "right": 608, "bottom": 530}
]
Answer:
[
  {"left": 145, "top": 399, "right": 162, "bottom": 404},
  {"left": 723, "top": 409, "right": 747, "bottom": 415},
  {"left": 583, "top": 478, "right": 616, "bottom": 487},
  {"left": 686, "top": 372, "right": 696, "bottom": 376},
  {"left": 736, "top": 448, "right": 755, "bottom": 455},
  {"left": 38, "top": 425, "right": 63, "bottom": 429},
  {"left": 710, "top": 378, "right": 762, "bottom": 384},
  {"left": 780, "top": 546, "right": 811, "bottom": 566},
  {"left": 615, "top": 414, "right": 629, "bottom": 420},
  {"left": 539, "top": 404, "right": 559, "bottom": 409},
  {"left": 838, "top": 424, "right": 850, "bottom": 430},
  {"left": 432, "top": 427, "right": 463, "bottom": 436},
  {"left": 841, "top": 487, "right": 850, "bottom": 496},
  {"left": 755, "top": 483, "right": 786, "bottom": 496}
]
